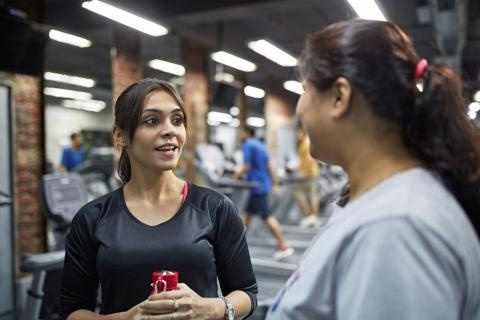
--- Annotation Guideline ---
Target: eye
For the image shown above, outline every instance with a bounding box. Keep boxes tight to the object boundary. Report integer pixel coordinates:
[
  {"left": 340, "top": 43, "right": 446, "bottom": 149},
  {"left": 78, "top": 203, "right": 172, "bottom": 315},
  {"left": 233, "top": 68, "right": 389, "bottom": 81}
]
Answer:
[
  {"left": 144, "top": 118, "right": 159, "bottom": 126},
  {"left": 172, "top": 116, "right": 184, "bottom": 126}
]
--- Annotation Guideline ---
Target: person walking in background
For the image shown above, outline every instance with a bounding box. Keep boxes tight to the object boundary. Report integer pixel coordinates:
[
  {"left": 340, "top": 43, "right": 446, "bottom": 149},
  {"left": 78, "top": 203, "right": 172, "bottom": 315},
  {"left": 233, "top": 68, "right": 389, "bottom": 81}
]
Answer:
[
  {"left": 59, "top": 132, "right": 85, "bottom": 172},
  {"left": 234, "top": 127, "right": 294, "bottom": 261},
  {"left": 293, "top": 126, "right": 321, "bottom": 227},
  {"left": 267, "top": 19, "right": 480, "bottom": 320}
]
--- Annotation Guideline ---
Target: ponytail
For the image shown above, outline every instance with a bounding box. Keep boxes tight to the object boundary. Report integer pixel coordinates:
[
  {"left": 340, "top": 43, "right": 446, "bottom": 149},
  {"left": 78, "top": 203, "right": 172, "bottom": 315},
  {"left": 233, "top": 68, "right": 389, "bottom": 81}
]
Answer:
[
  {"left": 404, "top": 65, "right": 480, "bottom": 232},
  {"left": 117, "top": 150, "right": 131, "bottom": 184}
]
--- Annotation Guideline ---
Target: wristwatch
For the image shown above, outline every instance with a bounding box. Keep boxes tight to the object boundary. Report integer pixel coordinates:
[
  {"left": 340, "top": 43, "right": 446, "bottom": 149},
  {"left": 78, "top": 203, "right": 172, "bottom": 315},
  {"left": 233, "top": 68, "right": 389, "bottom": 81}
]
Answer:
[{"left": 222, "top": 297, "right": 235, "bottom": 320}]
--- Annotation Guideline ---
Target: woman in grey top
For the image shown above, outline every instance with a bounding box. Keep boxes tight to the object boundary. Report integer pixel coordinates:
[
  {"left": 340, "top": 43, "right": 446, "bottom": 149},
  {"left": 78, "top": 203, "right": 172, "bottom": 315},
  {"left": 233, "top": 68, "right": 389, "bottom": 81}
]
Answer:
[{"left": 267, "top": 20, "right": 480, "bottom": 320}]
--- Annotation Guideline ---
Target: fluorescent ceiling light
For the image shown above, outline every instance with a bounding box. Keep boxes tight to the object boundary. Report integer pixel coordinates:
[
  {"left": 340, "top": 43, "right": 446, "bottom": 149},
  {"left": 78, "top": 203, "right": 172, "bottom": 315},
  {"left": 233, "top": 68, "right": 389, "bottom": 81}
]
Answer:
[
  {"left": 229, "top": 118, "right": 240, "bottom": 127},
  {"left": 474, "top": 90, "right": 480, "bottom": 102},
  {"left": 229, "top": 106, "right": 240, "bottom": 116},
  {"left": 44, "top": 72, "right": 96, "bottom": 88},
  {"left": 246, "top": 117, "right": 265, "bottom": 127},
  {"left": 468, "top": 102, "right": 480, "bottom": 112},
  {"left": 148, "top": 59, "right": 185, "bottom": 76},
  {"left": 44, "top": 87, "right": 92, "bottom": 100},
  {"left": 247, "top": 40, "right": 297, "bottom": 67},
  {"left": 63, "top": 99, "right": 106, "bottom": 112},
  {"left": 82, "top": 0, "right": 168, "bottom": 37},
  {"left": 208, "top": 111, "right": 232, "bottom": 123},
  {"left": 211, "top": 51, "right": 257, "bottom": 72},
  {"left": 347, "top": 0, "right": 387, "bottom": 21},
  {"left": 214, "top": 72, "right": 235, "bottom": 83},
  {"left": 49, "top": 29, "right": 91, "bottom": 48},
  {"left": 467, "top": 110, "right": 477, "bottom": 120},
  {"left": 283, "top": 80, "right": 304, "bottom": 95},
  {"left": 244, "top": 85, "right": 265, "bottom": 99},
  {"left": 207, "top": 119, "right": 221, "bottom": 126}
]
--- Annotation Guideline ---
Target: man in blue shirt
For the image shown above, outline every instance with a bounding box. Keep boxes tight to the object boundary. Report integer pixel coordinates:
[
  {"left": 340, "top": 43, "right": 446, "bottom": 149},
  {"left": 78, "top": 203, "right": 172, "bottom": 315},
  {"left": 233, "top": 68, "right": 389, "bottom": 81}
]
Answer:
[
  {"left": 234, "top": 127, "right": 294, "bottom": 260},
  {"left": 60, "top": 132, "right": 85, "bottom": 172}
]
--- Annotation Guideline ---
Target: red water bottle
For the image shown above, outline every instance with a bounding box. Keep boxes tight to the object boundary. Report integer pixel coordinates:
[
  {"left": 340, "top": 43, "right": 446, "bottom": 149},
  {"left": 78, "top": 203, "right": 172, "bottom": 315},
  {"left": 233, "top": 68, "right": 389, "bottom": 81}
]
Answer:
[{"left": 150, "top": 270, "right": 179, "bottom": 295}]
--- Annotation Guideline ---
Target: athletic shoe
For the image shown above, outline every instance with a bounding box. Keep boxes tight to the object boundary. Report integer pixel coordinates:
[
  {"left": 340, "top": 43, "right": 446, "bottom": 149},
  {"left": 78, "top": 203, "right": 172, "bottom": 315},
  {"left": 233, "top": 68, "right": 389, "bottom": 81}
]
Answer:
[{"left": 273, "top": 247, "right": 295, "bottom": 260}]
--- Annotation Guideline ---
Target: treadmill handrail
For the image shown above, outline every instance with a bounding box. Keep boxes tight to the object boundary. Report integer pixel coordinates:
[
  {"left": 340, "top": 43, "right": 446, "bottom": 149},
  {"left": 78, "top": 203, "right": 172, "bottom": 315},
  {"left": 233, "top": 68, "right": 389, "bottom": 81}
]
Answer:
[{"left": 21, "top": 251, "right": 65, "bottom": 273}]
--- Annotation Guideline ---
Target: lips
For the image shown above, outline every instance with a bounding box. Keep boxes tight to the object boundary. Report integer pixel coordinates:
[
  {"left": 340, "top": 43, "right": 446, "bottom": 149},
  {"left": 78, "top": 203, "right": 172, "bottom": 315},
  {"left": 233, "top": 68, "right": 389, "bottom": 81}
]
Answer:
[
  {"left": 154, "top": 143, "right": 179, "bottom": 159},
  {"left": 155, "top": 143, "right": 178, "bottom": 152}
]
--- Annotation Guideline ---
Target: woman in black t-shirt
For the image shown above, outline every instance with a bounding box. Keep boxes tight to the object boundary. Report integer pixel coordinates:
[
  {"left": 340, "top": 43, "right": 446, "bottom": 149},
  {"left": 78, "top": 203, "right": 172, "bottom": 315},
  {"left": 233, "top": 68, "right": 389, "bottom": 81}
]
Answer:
[{"left": 60, "top": 79, "right": 257, "bottom": 320}]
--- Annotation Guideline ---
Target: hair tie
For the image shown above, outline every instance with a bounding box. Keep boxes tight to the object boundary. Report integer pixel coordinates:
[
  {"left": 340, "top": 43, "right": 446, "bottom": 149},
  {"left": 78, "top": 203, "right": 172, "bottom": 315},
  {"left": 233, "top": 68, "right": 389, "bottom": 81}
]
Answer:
[{"left": 415, "top": 59, "right": 428, "bottom": 79}]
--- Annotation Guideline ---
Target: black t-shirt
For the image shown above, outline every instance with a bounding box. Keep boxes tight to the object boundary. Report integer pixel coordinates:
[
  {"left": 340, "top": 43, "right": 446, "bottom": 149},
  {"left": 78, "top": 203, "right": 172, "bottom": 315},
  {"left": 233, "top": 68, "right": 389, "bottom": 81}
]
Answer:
[{"left": 59, "top": 183, "right": 258, "bottom": 319}]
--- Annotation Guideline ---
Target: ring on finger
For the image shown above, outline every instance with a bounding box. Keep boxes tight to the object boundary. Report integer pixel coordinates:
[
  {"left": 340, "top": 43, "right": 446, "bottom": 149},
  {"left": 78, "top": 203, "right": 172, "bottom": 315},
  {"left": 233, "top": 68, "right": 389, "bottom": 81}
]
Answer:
[{"left": 173, "top": 299, "right": 179, "bottom": 311}]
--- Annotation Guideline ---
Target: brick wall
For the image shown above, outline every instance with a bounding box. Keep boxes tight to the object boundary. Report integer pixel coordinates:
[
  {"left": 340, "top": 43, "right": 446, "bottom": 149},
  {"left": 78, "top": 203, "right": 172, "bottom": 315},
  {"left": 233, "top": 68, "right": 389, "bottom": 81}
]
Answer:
[
  {"left": 112, "top": 29, "right": 142, "bottom": 103},
  {"left": 14, "top": 74, "right": 46, "bottom": 255}
]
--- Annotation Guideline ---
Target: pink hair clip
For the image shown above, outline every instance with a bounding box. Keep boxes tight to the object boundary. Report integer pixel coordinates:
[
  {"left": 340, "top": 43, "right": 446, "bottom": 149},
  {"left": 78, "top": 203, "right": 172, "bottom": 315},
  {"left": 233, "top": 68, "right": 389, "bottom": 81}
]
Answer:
[{"left": 415, "top": 59, "right": 428, "bottom": 79}]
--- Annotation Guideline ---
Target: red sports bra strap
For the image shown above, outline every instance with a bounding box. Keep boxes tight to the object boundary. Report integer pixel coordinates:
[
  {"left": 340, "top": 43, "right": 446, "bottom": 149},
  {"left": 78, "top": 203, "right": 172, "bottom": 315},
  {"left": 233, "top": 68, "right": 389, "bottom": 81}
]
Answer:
[{"left": 182, "top": 182, "right": 189, "bottom": 204}]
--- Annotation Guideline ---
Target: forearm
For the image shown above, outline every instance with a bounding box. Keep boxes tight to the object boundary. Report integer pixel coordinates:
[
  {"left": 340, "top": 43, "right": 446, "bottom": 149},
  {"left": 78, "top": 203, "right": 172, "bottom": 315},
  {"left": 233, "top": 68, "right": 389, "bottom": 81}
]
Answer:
[
  {"left": 67, "top": 309, "right": 127, "bottom": 320},
  {"left": 234, "top": 164, "right": 250, "bottom": 180},
  {"left": 225, "top": 290, "right": 253, "bottom": 318},
  {"left": 268, "top": 164, "right": 279, "bottom": 185},
  {"left": 202, "top": 290, "right": 252, "bottom": 320}
]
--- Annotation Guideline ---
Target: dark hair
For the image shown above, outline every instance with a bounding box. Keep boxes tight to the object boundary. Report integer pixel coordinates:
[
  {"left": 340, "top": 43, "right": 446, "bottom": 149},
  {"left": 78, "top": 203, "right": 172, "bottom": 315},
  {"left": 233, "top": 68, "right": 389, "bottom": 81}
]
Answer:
[
  {"left": 243, "top": 126, "right": 256, "bottom": 137},
  {"left": 114, "top": 78, "right": 186, "bottom": 184},
  {"left": 70, "top": 132, "right": 81, "bottom": 140},
  {"left": 298, "top": 19, "right": 480, "bottom": 233}
]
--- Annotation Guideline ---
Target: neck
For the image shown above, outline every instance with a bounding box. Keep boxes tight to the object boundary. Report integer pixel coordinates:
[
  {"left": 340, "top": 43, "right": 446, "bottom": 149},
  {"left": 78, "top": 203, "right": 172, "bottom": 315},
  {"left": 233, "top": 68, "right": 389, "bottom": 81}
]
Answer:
[
  {"left": 341, "top": 135, "right": 423, "bottom": 203},
  {"left": 124, "top": 169, "right": 183, "bottom": 202}
]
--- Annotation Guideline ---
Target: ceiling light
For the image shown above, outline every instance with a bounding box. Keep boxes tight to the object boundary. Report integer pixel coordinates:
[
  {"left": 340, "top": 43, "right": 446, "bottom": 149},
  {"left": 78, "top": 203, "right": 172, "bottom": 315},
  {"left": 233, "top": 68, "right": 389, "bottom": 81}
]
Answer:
[
  {"left": 207, "top": 119, "right": 221, "bottom": 126},
  {"left": 82, "top": 0, "right": 168, "bottom": 37},
  {"left": 44, "top": 72, "right": 96, "bottom": 88},
  {"left": 211, "top": 51, "right": 257, "bottom": 72},
  {"left": 63, "top": 99, "right": 106, "bottom": 112},
  {"left": 148, "top": 59, "right": 185, "bottom": 76},
  {"left": 283, "top": 80, "right": 304, "bottom": 95},
  {"left": 44, "top": 87, "right": 92, "bottom": 100},
  {"left": 247, "top": 39, "right": 297, "bottom": 67},
  {"left": 467, "top": 110, "right": 477, "bottom": 120},
  {"left": 246, "top": 117, "right": 265, "bottom": 127},
  {"left": 347, "top": 0, "right": 387, "bottom": 21},
  {"left": 468, "top": 102, "right": 480, "bottom": 112},
  {"left": 49, "top": 29, "right": 91, "bottom": 48},
  {"left": 214, "top": 72, "right": 235, "bottom": 83},
  {"left": 229, "top": 106, "right": 240, "bottom": 116},
  {"left": 244, "top": 86, "right": 265, "bottom": 99},
  {"left": 208, "top": 111, "right": 232, "bottom": 123},
  {"left": 229, "top": 118, "right": 240, "bottom": 127},
  {"left": 473, "top": 90, "right": 480, "bottom": 102}
]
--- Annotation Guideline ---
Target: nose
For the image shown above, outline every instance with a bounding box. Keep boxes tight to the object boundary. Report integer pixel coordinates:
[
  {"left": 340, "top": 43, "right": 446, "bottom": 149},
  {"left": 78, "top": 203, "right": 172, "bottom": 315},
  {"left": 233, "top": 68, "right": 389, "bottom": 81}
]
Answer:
[{"left": 160, "top": 121, "right": 177, "bottom": 138}]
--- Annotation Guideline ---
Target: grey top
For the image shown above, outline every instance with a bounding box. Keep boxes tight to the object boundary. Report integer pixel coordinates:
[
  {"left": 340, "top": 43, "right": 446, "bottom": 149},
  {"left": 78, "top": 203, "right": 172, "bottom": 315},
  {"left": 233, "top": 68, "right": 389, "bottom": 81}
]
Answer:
[{"left": 266, "top": 168, "right": 480, "bottom": 320}]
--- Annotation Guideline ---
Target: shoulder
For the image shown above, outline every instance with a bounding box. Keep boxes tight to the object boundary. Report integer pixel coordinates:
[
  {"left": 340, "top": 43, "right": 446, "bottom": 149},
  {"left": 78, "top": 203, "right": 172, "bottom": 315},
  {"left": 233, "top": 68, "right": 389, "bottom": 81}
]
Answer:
[
  {"left": 336, "top": 217, "right": 459, "bottom": 273},
  {"left": 187, "top": 183, "right": 235, "bottom": 210},
  {"left": 186, "top": 183, "right": 239, "bottom": 223},
  {"left": 73, "top": 188, "right": 122, "bottom": 227}
]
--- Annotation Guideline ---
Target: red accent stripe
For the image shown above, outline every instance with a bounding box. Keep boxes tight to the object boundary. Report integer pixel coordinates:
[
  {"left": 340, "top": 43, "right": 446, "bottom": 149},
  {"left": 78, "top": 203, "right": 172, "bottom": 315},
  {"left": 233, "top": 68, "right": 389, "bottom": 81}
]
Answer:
[{"left": 182, "top": 182, "right": 189, "bottom": 204}]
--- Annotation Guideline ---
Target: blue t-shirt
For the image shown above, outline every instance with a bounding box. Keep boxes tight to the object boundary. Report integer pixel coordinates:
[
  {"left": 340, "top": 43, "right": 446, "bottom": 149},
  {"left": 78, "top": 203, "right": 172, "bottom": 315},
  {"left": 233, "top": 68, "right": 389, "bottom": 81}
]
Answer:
[
  {"left": 61, "top": 147, "right": 85, "bottom": 171},
  {"left": 243, "top": 138, "right": 271, "bottom": 195}
]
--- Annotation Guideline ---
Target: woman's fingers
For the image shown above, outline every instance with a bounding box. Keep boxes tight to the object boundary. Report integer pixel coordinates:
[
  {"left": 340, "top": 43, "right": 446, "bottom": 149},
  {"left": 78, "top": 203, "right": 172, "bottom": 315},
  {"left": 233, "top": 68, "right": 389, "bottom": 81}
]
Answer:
[
  {"left": 140, "top": 298, "right": 180, "bottom": 314},
  {"left": 140, "top": 311, "right": 190, "bottom": 320},
  {"left": 149, "top": 290, "right": 184, "bottom": 301}
]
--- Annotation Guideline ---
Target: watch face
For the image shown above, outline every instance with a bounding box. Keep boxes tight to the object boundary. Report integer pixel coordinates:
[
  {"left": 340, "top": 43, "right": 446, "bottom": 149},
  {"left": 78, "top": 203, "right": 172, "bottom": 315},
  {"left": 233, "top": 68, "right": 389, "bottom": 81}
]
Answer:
[
  {"left": 227, "top": 306, "right": 235, "bottom": 319},
  {"left": 225, "top": 300, "right": 235, "bottom": 320}
]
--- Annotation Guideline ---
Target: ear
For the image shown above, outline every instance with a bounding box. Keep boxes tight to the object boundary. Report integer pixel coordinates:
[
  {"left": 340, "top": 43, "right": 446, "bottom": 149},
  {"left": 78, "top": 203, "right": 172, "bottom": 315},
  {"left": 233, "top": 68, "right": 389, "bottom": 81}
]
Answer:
[
  {"left": 330, "top": 77, "right": 353, "bottom": 120},
  {"left": 112, "top": 127, "right": 127, "bottom": 150}
]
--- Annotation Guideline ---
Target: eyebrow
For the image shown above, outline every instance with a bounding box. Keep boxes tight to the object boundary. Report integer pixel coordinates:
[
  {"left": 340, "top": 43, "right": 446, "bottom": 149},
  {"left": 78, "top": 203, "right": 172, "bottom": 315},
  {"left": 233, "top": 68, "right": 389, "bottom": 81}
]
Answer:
[{"left": 142, "top": 107, "right": 183, "bottom": 115}]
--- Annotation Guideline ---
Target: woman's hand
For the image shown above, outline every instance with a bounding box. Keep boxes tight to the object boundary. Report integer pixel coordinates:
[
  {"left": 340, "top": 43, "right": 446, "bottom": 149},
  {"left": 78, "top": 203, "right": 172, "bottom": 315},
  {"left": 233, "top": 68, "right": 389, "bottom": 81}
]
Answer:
[
  {"left": 124, "top": 302, "right": 144, "bottom": 320},
  {"left": 139, "top": 283, "right": 225, "bottom": 320}
]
